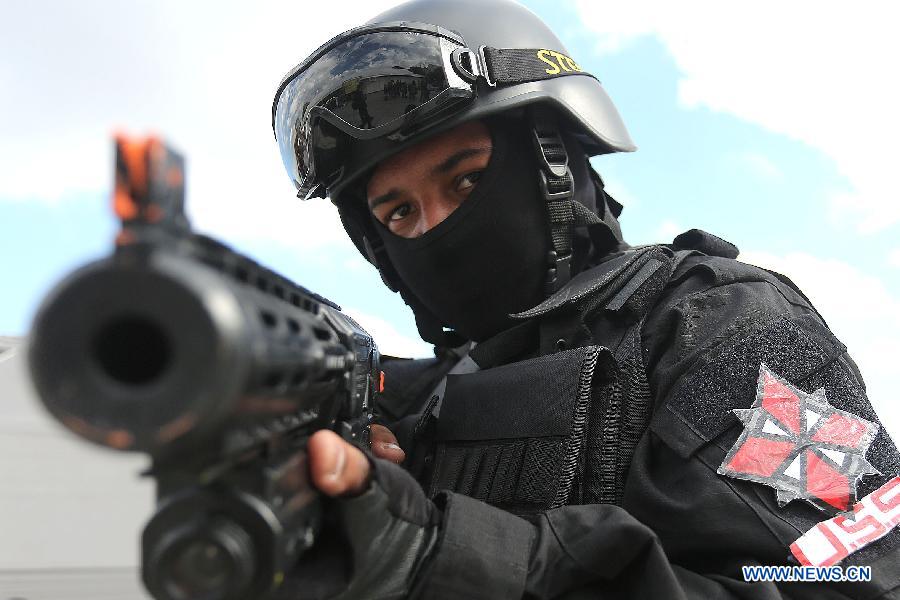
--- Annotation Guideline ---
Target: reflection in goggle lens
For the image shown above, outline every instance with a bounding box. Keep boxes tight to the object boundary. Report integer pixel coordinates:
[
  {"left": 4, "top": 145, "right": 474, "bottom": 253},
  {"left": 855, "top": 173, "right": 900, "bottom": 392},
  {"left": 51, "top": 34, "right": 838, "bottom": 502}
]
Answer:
[{"left": 274, "top": 29, "right": 473, "bottom": 197}]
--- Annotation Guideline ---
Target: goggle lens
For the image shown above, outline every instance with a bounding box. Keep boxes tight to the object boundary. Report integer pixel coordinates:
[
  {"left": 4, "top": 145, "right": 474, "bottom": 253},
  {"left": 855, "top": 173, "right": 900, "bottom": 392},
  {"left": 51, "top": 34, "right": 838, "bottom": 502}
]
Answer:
[{"left": 274, "top": 29, "right": 474, "bottom": 198}]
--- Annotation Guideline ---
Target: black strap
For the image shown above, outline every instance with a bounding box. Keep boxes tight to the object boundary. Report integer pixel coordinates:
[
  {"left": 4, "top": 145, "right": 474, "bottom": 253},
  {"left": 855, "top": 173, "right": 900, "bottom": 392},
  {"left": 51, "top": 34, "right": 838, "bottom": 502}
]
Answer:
[
  {"left": 482, "top": 47, "right": 597, "bottom": 86},
  {"left": 613, "top": 321, "right": 653, "bottom": 501},
  {"left": 571, "top": 249, "right": 674, "bottom": 505},
  {"left": 552, "top": 346, "right": 600, "bottom": 508},
  {"left": 606, "top": 259, "right": 665, "bottom": 312},
  {"left": 589, "top": 318, "right": 653, "bottom": 506},
  {"left": 530, "top": 109, "right": 576, "bottom": 294}
]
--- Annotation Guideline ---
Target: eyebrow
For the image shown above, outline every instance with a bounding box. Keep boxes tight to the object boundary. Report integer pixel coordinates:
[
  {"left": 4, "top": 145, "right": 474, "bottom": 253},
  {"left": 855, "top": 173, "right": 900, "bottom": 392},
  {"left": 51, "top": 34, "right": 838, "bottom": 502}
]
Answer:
[
  {"left": 431, "top": 146, "right": 491, "bottom": 176},
  {"left": 368, "top": 145, "right": 492, "bottom": 210},
  {"left": 369, "top": 189, "right": 400, "bottom": 211}
]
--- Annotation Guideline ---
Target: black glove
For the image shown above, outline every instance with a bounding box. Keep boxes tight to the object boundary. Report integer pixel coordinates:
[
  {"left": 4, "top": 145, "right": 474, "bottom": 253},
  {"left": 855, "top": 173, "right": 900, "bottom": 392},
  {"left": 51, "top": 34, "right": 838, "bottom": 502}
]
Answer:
[{"left": 280, "top": 456, "right": 441, "bottom": 600}]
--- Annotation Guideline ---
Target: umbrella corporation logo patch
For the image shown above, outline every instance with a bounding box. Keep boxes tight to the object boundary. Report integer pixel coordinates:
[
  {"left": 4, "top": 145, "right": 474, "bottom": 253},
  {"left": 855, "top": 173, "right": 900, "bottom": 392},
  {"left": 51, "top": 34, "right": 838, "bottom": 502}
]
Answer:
[{"left": 718, "top": 365, "right": 880, "bottom": 514}]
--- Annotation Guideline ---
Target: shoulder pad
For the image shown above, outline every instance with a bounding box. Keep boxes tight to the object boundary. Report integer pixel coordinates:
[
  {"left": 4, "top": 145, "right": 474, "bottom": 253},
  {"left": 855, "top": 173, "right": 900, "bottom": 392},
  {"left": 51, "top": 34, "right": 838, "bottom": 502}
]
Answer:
[
  {"left": 671, "top": 253, "right": 775, "bottom": 285},
  {"left": 513, "top": 246, "right": 674, "bottom": 319},
  {"left": 668, "top": 254, "right": 816, "bottom": 313},
  {"left": 672, "top": 228, "right": 739, "bottom": 259}
]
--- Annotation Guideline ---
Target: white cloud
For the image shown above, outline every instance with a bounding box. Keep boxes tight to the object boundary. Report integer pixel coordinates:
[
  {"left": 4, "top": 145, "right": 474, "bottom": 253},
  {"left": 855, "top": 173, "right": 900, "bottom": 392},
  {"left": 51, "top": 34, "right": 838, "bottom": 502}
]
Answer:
[
  {"left": 343, "top": 308, "right": 433, "bottom": 358},
  {"left": 740, "top": 250, "right": 900, "bottom": 439},
  {"left": 0, "top": 136, "right": 109, "bottom": 204},
  {"left": 0, "top": 0, "right": 399, "bottom": 249},
  {"left": 185, "top": 152, "right": 349, "bottom": 251},
  {"left": 888, "top": 248, "right": 900, "bottom": 268},
  {"left": 574, "top": 1, "right": 900, "bottom": 234}
]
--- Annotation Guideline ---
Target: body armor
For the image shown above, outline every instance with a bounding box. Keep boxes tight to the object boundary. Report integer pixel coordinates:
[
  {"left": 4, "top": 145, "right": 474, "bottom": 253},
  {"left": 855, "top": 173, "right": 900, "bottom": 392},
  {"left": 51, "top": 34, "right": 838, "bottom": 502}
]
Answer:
[{"left": 385, "top": 242, "right": 716, "bottom": 512}]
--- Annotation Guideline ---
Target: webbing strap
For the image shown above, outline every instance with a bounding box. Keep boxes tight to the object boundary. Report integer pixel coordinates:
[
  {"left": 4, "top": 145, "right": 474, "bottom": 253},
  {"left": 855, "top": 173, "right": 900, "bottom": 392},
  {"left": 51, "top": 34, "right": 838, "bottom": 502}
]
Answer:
[
  {"left": 615, "top": 323, "right": 653, "bottom": 499},
  {"left": 593, "top": 319, "right": 653, "bottom": 506},
  {"left": 572, "top": 201, "right": 603, "bottom": 228},
  {"left": 530, "top": 109, "right": 576, "bottom": 294},
  {"left": 576, "top": 250, "right": 675, "bottom": 505},
  {"left": 481, "top": 47, "right": 597, "bottom": 87},
  {"left": 551, "top": 346, "right": 600, "bottom": 508}
]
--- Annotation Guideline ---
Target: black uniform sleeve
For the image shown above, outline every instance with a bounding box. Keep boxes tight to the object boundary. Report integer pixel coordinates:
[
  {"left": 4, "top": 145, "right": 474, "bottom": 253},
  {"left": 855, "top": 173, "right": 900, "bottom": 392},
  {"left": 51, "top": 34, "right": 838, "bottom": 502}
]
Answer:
[
  {"left": 411, "top": 256, "right": 900, "bottom": 599},
  {"left": 417, "top": 490, "right": 836, "bottom": 599}
]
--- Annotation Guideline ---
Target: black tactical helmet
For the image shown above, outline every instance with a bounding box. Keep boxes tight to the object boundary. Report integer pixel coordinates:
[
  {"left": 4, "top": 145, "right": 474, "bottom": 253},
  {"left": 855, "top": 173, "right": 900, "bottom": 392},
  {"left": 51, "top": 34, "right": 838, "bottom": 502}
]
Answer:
[
  {"left": 272, "top": 0, "right": 635, "bottom": 345},
  {"left": 272, "top": 0, "right": 635, "bottom": 201}
]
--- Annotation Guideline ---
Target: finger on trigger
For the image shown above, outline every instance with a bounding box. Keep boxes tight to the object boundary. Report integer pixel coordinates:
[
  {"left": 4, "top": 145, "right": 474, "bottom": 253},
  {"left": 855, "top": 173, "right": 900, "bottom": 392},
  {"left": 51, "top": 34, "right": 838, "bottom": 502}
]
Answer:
[{"left": 370, "top": 424, "right": 406, "bottom": 463}]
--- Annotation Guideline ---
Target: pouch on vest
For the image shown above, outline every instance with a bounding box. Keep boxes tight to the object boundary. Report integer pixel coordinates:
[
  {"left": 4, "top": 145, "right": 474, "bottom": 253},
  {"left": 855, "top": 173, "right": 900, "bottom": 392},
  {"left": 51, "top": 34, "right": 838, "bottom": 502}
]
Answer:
[
  {"left": 516, "top": 245, "right": 678, "bottom": 505},
  {"left": 428, "top": 345, "right": 616, "bottom": 515}
]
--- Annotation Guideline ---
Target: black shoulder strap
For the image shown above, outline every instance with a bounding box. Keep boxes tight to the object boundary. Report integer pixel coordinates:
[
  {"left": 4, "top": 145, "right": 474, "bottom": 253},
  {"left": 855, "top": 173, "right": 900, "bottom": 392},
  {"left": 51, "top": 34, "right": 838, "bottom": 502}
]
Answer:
[{"left": 574, "top": 247, "right": 675, "bottom": 505}]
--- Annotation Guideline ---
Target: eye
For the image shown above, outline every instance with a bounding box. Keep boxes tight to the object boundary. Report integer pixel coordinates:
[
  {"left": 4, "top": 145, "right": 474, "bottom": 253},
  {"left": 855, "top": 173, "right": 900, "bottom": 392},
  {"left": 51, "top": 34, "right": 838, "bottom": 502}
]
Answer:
[
  {"left": 387, "top": 202, "right": 414, "bottom": 222},
  {"left": 456, "top": 170, "right": 482, "bottom": 193}
]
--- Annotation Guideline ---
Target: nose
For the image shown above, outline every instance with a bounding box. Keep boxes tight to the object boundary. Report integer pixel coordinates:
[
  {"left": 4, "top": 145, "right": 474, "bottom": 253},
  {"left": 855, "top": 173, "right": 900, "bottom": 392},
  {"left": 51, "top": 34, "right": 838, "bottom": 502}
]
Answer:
[{"left": 414, "top": 193, "right": 462, "bottom": 237}]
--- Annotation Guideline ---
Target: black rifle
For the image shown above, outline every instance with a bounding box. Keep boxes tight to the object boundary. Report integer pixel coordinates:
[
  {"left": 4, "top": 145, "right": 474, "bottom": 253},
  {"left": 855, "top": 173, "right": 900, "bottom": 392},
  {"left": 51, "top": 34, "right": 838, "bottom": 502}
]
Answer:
[{"left": 28, "top": 135, "right": 379, "bottom": 600}]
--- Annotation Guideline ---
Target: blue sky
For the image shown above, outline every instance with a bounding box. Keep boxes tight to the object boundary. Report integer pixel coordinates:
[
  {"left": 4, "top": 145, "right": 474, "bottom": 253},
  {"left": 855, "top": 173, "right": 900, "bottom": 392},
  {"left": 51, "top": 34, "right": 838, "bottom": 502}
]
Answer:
[{"left": 1, "top": 0, "right": 898, "bottom": 435}]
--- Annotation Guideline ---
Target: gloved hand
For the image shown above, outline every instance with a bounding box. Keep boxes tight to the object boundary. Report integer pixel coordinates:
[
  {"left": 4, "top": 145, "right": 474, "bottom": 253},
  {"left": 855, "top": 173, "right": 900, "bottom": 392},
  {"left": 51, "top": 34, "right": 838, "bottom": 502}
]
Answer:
[{"left": 279, "top": 426, "right": 441, "bottom": 600}]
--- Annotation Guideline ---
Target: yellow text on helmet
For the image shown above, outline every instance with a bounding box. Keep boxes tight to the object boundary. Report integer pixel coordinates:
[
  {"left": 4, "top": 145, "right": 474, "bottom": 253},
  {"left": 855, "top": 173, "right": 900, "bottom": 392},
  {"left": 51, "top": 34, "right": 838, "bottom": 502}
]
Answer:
[{"left": 536, "top": 50, "right": 582, "bottom": 75}]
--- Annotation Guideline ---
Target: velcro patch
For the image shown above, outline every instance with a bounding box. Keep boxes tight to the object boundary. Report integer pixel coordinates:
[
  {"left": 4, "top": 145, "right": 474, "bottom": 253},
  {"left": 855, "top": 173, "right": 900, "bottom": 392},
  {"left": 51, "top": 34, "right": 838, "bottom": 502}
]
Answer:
[{"left": 718, "top": 365, "right": 879, "bottom": 514}]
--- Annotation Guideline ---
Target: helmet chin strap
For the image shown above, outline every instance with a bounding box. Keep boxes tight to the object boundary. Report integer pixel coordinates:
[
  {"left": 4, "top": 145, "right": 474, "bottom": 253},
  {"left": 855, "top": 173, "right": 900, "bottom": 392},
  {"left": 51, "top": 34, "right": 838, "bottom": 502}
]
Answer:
[{"left": 530, "top": 107, "right": 577, "bottom": 295}]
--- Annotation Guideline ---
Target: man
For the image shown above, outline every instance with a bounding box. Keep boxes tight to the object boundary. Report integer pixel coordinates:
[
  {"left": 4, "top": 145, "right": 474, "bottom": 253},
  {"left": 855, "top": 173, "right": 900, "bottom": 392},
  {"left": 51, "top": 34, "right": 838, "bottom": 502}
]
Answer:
[{"left": 272, "top": 0, "right": 900, "bottom": 597}]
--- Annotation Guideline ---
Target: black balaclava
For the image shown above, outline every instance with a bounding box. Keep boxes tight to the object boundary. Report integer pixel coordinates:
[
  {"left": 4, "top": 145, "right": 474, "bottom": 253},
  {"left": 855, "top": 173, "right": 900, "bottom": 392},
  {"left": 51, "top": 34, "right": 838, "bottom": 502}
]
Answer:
[{"left": 373, "top": 119, "right": 551, "bottom": 343}]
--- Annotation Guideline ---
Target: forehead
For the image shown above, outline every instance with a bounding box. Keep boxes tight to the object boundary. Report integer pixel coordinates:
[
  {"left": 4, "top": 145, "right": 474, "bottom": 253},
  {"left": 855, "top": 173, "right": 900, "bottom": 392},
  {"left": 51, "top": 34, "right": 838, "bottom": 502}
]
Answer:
[{"left": 367, "top": 120, "right": 491, "bottom": 189}]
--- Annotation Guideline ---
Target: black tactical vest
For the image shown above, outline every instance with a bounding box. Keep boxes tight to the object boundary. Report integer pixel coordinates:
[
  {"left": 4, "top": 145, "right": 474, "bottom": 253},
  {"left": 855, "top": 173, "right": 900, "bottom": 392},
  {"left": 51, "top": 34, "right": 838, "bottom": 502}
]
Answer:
[
  {"left": 379, "top": 233, "right": 741, "bottom": 515},
  {"left": 429, "top": 345, "right": 612, "bottom": 514}
]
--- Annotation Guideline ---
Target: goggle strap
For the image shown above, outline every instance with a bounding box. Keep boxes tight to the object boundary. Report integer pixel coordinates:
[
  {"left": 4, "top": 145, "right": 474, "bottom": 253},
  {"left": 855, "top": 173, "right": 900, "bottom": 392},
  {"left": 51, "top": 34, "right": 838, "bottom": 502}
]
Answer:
[{"left": 482, "top": 47, "right": 596, "bottom": 87}]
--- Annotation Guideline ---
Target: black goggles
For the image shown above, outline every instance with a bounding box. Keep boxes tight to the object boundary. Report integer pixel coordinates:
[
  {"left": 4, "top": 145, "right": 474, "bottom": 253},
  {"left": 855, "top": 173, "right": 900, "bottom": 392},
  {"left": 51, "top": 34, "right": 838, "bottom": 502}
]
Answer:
[{"left": 272, "top": 23, "right": 593, "bottom": 199}]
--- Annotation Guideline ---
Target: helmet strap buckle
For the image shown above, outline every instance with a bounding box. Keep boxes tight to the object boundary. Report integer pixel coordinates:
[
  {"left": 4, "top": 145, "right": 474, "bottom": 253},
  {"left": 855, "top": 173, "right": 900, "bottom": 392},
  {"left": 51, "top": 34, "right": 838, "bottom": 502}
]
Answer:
[
  {"left": 530, "top": 108, "right": 576, "bottom": 295},
  {"left": 545, "top": 250, "right": 572, "bottom": 292}
]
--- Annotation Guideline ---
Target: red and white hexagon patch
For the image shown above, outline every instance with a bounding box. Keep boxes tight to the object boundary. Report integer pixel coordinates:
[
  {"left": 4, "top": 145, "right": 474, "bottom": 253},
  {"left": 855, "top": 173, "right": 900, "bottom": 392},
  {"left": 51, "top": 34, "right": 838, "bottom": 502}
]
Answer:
[{"left": 717, "top": 365, "right": 880, "bottom": 514}]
